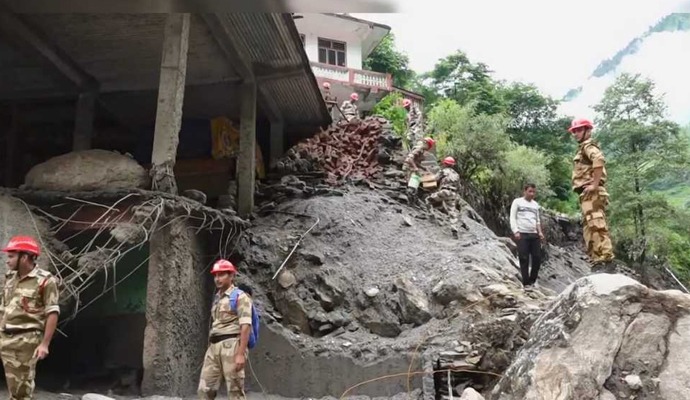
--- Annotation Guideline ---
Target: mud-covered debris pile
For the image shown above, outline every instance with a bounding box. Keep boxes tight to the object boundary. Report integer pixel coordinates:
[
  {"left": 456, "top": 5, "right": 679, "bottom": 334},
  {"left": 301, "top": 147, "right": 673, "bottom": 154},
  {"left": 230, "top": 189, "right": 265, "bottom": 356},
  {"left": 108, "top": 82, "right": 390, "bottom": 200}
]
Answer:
[{"left": 274, "top": 117, "right": 400, "bottom": 185}]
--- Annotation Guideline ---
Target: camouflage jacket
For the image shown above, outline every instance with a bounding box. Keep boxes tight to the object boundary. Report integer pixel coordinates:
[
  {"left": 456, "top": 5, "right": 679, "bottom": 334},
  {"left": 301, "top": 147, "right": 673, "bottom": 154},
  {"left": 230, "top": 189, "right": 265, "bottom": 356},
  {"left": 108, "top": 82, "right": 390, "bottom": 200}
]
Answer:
[
  {"left": 437, "top": 167, "right": 460, "bottom": 191},
  {"left": 1, "top": 266, "right": 60, "bottom": 332},
  {"left": 404, "top": 141, "right": 427, "bottom": 169},
  {"left": 572, "top": 138, "right": 607, "bottom": 190},
  {"left": 209, "top": 285, "right": 253, "bottom": 337},
  {"left": 407, "top": 105, "right": 423, "bottom": 130}
]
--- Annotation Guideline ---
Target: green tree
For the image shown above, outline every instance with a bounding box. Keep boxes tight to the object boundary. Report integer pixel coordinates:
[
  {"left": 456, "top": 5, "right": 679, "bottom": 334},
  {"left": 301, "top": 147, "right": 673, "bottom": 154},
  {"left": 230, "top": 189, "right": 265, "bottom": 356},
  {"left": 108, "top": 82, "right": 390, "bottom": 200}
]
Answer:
[
  {"left": 594, "top": 73, "right": 690, "bottom": 269},
  {"left": 424, "top": 50, "right": 506, "bottom": 115},
  {"left": 498, "top": 82, "right": 576, "bottom": 204},
  {"left": 363, "top": 33, "right": 414, "bottom": 89},
  {"left": 370, "top": 92, "right": 407, "bottom": 137},
  {"left": 428, "top": 99, "right": 511, "bottom": 180}
]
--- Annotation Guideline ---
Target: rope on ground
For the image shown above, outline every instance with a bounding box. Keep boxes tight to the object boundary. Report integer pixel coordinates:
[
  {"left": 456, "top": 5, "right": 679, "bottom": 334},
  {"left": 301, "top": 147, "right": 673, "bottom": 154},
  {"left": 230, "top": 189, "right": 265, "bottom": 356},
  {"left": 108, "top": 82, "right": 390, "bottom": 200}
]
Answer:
[{"left": 339, "top": 368, "right": 503, "bottom": 400}]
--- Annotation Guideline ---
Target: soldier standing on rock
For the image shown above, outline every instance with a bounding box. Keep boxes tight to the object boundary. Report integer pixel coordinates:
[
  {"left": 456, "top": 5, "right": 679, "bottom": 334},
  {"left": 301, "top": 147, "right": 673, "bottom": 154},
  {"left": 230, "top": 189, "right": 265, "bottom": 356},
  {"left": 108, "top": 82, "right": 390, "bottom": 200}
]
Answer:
[
  {"left": 427, "top": 157, "right": 463, "bottom": 238},
  {"left": 568, "top": 118, "right": 615, "bottom": 270},
  {"left": 403, "top": 98, "right": 423, "bottom": 147},
  {"left": 1, "top": 236, "right": 60, "bottom": 400},
  {"left": 198, "top": 260, "right": 253, "bottom": 400},
  {"left": 403, "top": 137, "right": 435, "bottom": 206}
]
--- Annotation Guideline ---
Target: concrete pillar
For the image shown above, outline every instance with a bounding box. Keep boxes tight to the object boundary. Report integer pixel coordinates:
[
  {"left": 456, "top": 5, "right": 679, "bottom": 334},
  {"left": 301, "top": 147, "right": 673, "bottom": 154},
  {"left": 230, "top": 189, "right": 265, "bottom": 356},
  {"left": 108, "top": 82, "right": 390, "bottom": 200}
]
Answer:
[
  {"left": 237, "top": 81, "right": 257, "bottom": 218},
  {"left": 269, "top": 120, "right": 284, "bottom": 168},
  {"left": 72, "top": 91, "right": 97, "bottom": 151},
  {"left": 150, "top": 13, "right": 190, "bottom": 194},
  {"left": 141, "top": 219, "right": 209, "bottom": 396}
]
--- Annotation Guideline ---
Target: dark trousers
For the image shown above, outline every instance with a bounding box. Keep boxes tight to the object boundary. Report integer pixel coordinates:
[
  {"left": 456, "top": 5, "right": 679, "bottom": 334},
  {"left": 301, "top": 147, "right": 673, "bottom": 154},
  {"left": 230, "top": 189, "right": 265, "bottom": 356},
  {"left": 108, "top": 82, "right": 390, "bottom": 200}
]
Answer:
[{"left": 517, "top": 233, "right": 541, "bottom": 285}]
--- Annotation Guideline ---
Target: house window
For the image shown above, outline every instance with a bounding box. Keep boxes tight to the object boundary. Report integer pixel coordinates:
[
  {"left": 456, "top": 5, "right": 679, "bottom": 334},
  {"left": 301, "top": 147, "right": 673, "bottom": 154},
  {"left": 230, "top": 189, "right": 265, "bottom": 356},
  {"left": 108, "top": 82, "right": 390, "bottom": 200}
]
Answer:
[
  {"left": 299, "top": 34, "right": 306, "bottom": 46},
  {"left": 318, "top": 38, "right": 346, "bottom": 67}
]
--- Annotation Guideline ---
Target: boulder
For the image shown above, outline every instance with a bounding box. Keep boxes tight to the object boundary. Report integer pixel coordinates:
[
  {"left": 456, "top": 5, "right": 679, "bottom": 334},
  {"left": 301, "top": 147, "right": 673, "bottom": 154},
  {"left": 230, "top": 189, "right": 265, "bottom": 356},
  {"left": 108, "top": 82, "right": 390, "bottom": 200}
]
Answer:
[
  {"left": 460, "top": 388, "right": 485, "bottom": 400},
  {"left": 492, "top": 274, "right": 690, "bottom": 400},
  {"left": 432, "top": 276, "right": 484, "bottom": 305},
  {"left": 24, "top": 149, "right": 149, "bottom": 191},
  {"left": 395, "top": 277, "right": 431, "bottom": 325}
]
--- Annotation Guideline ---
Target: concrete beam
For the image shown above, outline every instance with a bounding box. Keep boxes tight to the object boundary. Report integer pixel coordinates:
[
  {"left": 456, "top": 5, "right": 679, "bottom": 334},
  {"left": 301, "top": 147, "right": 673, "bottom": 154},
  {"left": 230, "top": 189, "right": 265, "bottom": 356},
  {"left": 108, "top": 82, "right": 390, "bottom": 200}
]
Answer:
[
  {"left": 269, "top": 120, "right": 284, "bottom": 168},
  {"left": 72, "top": 91, "right": 97, "bottom": 151},
  {"left": 237, "top": 81, "right": 257, "bottom": 218},
  {"left": 149, "top": 13, "right": 191, "bottom": 195},
  {"left": 201, "top": 13, "right": 283, "bottom": 123},
  {"left": 0, "top": 9, "right": 98, "bottom": 91}
]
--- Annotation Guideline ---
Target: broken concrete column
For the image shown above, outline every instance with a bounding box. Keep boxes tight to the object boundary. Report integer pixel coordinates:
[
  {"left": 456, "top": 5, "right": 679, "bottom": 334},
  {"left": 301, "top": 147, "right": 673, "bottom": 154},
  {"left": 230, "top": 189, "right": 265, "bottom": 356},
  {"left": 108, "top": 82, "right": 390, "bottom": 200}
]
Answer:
[
  {"left": 73, "top": 90, "right": 97, "bottom": 151},
  {"left": 237, "top": 81, "right": 257, "bottom": 217},
  {"left": 150, "top": 13, "right": 190, "bottom": 194},
  {"left": 141, "top": 217, "right": 209, "bottom": 396}
]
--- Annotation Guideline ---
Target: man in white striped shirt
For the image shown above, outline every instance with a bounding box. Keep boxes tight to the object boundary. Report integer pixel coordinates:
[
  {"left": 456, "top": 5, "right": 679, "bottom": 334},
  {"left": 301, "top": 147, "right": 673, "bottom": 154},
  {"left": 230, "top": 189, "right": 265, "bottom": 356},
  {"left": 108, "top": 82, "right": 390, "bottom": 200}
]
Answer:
[{"left": 509, "top": 183, "right": 545, "bottom": 288}]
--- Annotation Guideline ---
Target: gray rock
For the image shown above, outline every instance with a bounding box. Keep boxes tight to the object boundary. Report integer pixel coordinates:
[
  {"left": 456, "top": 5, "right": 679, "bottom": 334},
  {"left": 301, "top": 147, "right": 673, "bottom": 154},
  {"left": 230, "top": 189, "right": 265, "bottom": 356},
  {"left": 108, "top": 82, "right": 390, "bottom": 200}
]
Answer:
[
  {"left": 82, "top": 394, "right": 115, "bottom": 400},
  {"left": 299, "top": 248, "right": 325, "bottom": 265},
  {"left": 624, "top": 374, "right": 642, "bottom": 390},
  {"left": 365, "top": 287, "right": 380, "bottom": 297},
  {"left": 357, "top": 306, "right": 401, "bottom": 337},
  {"left": 492, "top": 274, "right": 690, "bottom": 400},
  {"left": 395, "top": 277, "right": 431, "bottom": 325},
  {"left": 277, "top": 270, "right": 297, "bottom": 288},
  {"left": 432, "top": 276, "right": 484, "bottom": 305},
  {"left": 460, "top": 388, "right": 485, "bottom": 400},
  {"left": 24, "top": 149, "right": 149, "bottom": 191},
  {"left": 659, "top": 314, "right": 690, "bottom": 399}
]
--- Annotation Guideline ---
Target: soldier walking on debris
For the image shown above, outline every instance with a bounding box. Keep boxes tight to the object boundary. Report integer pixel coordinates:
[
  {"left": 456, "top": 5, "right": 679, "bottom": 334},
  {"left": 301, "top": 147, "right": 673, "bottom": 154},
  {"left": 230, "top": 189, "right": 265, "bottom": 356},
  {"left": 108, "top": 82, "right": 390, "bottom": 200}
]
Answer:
[
  {"left": 403, "top": 137, "right": 435, "bottom": 206},
  {"left": 340, "top": 92, "right": 360, "bottom": 121},
  {"left": 510, "top": 184, "right": 545, "bottom": 289},
  {"left": 568, "top": 118, "right": 615, "bottom": 269},
  {"left": 427, "top": 156, "right": 463, "bottom": 238},
  {"left": 198, "top": 260, "right": 253, "bottom": 400},
  {"left": 403, "top": 98, "right": 423, "bottom": 147},
  {"left": 1, "top": 236, "right": 60, "bottom": 400}
]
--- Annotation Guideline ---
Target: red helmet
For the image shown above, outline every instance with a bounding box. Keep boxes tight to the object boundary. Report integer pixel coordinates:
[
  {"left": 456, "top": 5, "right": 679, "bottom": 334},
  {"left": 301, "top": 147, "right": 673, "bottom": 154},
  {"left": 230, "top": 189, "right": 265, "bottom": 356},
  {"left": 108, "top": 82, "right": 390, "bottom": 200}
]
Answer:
[
  {"left": 442, "top": 156, "right": 455, "bottom": 166},
  {"left": 2, "top": 235, "right": 40, "bottom": 257},
  {"left": 350, "top": 92, "right": 359, "bottom": 101},
  {"left": 322, "top": 82, "right": 331, "bottom": 89},
  {"left": 211, "top": 259, "right": 237, "bottom": 275},
  {"left": 568, "top": 118, "right": 593, "bottom": 133},
  {"left": 403, "top": 99, "right": 412, "bottom": 108},
  {"left": 424, "top": 137, "right": 435, "bottom": 149}
]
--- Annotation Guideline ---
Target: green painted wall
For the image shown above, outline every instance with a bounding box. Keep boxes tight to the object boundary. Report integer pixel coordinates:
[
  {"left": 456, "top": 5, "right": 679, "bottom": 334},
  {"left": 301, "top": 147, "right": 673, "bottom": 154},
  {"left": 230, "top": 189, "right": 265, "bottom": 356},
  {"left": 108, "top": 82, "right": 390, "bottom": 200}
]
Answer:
[{"left": 68, "top": 234, "right": 149, "bottom": 317}]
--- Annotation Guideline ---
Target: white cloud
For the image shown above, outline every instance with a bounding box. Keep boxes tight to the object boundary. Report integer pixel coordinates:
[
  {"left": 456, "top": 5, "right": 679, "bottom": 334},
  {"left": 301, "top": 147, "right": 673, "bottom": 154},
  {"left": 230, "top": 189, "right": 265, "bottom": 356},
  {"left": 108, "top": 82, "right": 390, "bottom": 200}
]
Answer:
[{"left": 354, "top": 1, "right": 685, "bottom": 98}]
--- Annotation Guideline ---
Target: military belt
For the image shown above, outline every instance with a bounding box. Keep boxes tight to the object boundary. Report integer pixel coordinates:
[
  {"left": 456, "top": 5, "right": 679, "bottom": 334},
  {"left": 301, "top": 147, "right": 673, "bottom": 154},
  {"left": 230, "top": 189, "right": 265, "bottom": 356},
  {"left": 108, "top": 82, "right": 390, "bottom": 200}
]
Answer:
[
  {"left": 209, "top": 333, "right": 239, "bottom": 344},
  {"left": 574, "top": 184, "right": 604, "bottom": 195},
  {"left": 2, "top": 327, "right": 41, "bottom": 336}
]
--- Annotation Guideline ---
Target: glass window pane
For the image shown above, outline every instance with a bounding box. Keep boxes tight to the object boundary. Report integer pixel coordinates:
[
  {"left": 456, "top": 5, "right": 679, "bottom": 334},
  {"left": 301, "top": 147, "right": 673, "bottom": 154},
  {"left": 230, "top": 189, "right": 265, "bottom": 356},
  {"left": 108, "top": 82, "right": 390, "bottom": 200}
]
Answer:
[
  {"left": 337, "top": 51, "right": 346, "bottom": 67},
  {"left": 318, "top": 48, "right": 327, "bottom": 63},
  {"left": 333, "top": 41, "right": 346, "bottom": 51}
]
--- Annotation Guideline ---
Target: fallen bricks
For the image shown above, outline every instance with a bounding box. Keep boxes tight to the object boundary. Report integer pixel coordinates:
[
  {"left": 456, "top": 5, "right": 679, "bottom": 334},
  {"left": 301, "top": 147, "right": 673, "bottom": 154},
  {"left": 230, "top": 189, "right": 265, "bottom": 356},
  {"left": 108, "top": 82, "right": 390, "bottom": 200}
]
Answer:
[{"left": 274, "top": 117, "right": 400, "bottom": 186}]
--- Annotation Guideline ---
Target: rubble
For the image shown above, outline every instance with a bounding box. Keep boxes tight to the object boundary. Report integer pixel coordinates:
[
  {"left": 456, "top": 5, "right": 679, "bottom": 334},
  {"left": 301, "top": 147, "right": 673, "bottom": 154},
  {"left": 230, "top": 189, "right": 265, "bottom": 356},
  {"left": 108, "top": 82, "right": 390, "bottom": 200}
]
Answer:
[{"left": 274, "top": 117, "right": 399, "bottom": 185}]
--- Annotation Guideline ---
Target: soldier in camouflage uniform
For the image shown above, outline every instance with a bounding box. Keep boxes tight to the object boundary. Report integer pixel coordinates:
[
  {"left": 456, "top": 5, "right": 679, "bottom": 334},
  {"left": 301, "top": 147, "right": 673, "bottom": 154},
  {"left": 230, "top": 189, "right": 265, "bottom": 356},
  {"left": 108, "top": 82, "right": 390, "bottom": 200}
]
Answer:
[
  {"left": 403, "top": 98, "right": 423, "bottom": 146},
  {"left": 1, "top": 236, "right": 60, "bottom": 400},
  {"left": 427, "top": 157, "right": 462, "bottom": 237},
  {"left": 340, "top": 93, "right": 359, "bottom": 121},
  {"left": 568, "top": 118, "right": 615, "bottom": 267},
  {"left": 403, "top": 137, "right": 435, "bottom": 177},
  {"left": 198, "top": 259, "right": 253, "bottom": 400}
]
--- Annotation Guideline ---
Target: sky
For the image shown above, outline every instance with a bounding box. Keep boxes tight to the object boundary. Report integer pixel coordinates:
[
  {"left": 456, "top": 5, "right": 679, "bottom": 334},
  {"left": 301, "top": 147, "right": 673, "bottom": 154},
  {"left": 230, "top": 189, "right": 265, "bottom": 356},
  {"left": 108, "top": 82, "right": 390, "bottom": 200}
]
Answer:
[{"left": 353, "top": 1, "right": 686, "bottom": 98}]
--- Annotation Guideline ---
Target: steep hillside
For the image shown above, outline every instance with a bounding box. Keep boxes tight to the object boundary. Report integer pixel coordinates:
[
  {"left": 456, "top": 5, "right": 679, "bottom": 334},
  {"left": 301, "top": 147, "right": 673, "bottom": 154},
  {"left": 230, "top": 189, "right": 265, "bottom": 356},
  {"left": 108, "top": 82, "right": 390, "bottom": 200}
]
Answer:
[{"left": 560, "top": 13, "right": 690, "bottom": 124}]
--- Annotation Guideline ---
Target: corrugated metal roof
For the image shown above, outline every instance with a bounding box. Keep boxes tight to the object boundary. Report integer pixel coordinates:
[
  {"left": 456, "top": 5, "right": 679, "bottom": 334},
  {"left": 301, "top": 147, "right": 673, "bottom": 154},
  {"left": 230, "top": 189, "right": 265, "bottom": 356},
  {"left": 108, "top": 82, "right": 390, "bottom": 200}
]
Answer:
[
  {"left": 0, "top": 13, "right": 330, "bottom": 127},
  {"left": 223, "top": 13, "right": 330, "bottom": 126}
]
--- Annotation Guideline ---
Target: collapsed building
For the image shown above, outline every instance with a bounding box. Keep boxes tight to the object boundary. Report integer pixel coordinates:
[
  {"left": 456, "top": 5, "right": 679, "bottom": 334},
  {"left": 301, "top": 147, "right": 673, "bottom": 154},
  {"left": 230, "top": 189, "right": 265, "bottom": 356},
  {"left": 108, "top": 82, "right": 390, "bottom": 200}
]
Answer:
[{"left": 0, "top": 12, "right": 331, "bottom": 396}]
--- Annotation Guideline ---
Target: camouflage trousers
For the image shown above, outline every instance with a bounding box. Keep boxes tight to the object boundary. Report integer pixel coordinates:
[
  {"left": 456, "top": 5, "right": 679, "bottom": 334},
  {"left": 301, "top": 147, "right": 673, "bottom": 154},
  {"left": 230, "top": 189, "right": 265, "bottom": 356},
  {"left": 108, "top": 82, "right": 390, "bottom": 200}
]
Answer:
[
  {"left": 406, "top": 126, "right": 422, "bottom": 148},
  {"left": 0, "top": 330, "right": 42, "bottom": 400},
  {"left": 198, "top": 338, "right": 246, "bottom": 400},
  {"left": 579, "top": 187, "right": 615, "bottom": 263},
  {"left": 427, "top": 189, "right": 460, "bottom": 233}
]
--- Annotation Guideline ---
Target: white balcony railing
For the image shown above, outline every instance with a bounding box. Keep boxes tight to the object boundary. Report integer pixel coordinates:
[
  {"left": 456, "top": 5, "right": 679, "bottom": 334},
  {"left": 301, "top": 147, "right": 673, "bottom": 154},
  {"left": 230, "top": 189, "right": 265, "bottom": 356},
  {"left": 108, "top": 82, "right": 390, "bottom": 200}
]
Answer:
[{"left": 310, "top": 62, "right": 392, "bottom": 91}]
